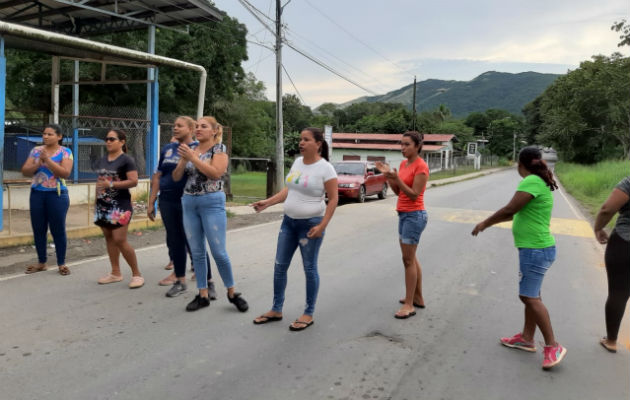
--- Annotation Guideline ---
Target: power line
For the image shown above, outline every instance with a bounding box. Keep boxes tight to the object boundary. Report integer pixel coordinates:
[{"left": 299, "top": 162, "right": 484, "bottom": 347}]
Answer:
[
  {"left": 282, "top": 64, "right": 306, "bottom": 105},
  {"left": 285, "top": 41, "right": 379, "bottom": 96},
  {"left": 302, "top": 0, "right": 408, "bottom": 75},
  {"left": 283, "top": 25, "right": 390, "bottom": 94},
  {"left": 238, "top": 0, "right": 275, "bottom": 24},
  {"left": 237, "top": 0, "right": 276, "bottom": 35}
]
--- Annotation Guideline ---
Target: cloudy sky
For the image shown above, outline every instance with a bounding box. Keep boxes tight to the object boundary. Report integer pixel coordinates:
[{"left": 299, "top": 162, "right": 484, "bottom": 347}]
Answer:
[{"left": 213, "top": 0, "right": 628, "bottom": 107}]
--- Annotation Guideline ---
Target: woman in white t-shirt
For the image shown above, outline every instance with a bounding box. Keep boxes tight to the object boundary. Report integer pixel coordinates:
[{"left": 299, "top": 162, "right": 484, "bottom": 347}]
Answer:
[{"left": 250, "top": 127, "right": 338, "bottom": 331}]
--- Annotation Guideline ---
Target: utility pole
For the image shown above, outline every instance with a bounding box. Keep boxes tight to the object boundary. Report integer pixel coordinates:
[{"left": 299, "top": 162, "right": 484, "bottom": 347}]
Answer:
[
  {"left": 274, "top": 0, "right": 284, "bottom": 193},
  {"left": 411, "top": 76, "right": 417, "bottom": 131},
  {"left": 512, "top": 132, "right": 517, "bottom": 161}
]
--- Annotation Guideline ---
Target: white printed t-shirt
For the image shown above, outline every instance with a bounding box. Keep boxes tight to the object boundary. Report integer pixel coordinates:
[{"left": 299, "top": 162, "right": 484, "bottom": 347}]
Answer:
[{"left": 283, "top": 157, "right": 337, "bottom": 219}]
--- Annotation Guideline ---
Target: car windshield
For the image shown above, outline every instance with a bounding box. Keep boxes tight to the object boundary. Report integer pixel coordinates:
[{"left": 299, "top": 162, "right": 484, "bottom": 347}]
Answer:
[{"left": 333, "top": 163, "right": 364, "bottom": 175}]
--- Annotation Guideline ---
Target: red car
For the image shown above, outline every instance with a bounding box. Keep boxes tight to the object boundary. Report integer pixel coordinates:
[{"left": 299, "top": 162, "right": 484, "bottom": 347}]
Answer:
[{"left": 332, "top": 161, "right": 388, "bottom": 203}]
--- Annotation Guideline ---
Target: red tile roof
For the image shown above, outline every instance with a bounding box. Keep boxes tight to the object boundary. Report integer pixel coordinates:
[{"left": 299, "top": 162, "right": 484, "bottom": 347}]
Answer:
[
  {"left": 332, "top": 142, "right": 446, "bottom": 151},
  {"left": 332, "top": 133, "right": 455, "bottom": 142}
]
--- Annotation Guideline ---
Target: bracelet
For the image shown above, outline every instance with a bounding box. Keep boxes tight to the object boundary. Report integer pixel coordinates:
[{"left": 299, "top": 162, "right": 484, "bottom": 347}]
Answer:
[{"left": 109, "top": 181, "right": 114, "bottom": 189}]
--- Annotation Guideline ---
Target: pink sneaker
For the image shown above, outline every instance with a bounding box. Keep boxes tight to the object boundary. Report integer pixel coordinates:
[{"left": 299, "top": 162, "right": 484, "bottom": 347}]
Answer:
[
  {"left": 500, "top": 333, "right": 537, "bottom": 352},
  {"left": 542, "top": 343, "right": 566, "bottom": 370}
]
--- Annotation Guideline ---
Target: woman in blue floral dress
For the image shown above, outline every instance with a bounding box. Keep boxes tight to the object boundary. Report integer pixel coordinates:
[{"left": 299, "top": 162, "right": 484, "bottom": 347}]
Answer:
[{"left": 21, "top": 124, "right": 73, "bottom": 276}]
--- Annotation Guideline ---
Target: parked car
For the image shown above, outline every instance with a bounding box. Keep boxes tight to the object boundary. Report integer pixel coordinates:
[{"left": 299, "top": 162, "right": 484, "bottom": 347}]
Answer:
[{"left": 332, "top": 161, "right": 388, "bottom": 203}]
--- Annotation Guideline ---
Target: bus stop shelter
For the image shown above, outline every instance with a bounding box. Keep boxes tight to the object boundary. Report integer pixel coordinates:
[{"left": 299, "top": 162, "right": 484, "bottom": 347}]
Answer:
[{"left": 0, "top": 1, "right": 222, "bottom": 231}]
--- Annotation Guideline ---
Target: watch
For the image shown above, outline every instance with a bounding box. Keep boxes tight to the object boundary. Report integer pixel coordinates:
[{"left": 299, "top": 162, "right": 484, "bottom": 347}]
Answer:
[{"left": 109, "top": 181, "right": 114, "bottom": 189}]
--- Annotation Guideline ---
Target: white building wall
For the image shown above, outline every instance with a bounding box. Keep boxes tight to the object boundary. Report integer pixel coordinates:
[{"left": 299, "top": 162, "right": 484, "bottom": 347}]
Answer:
[{"left": 330, "top": 149, "right": 405, "bottom": 166}]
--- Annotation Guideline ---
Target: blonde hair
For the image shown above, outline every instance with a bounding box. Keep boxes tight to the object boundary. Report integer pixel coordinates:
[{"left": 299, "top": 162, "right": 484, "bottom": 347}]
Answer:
[
  {"left": 200, "top": 116, "right": 223, "bottom": 144},
  {"left": 175, "top": 116, "right": 195, "bottom": 133}
]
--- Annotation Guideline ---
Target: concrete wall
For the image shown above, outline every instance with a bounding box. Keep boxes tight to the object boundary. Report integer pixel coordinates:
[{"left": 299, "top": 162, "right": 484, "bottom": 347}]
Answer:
[{"left": 3, "top": 178, "right": 152, "bottom": 210}]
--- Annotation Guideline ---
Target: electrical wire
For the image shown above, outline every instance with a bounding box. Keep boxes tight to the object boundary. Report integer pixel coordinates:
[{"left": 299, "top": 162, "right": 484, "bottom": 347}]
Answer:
[
  {"left": 282, "top": 64, "right": 306, "bottom": 105},
  {"left": 285, "top": 41, "right": 379, "bottom": 95},
  {"left": 283, "top": 25, "right": 390, "bottom": 94},
  {"left": 302, "top": 0, "right": 408, "bottom": 75}
]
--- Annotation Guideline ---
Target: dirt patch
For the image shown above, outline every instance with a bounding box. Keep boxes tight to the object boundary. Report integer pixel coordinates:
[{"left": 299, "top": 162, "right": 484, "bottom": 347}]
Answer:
[{"left": 0, "top": 211, "right": 284, "bottom": 276}]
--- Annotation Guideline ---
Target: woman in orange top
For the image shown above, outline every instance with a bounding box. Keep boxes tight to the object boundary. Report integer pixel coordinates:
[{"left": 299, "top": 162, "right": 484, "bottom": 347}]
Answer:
[{"left": 376, "top": 131, "right": 429, "bottom": 319}]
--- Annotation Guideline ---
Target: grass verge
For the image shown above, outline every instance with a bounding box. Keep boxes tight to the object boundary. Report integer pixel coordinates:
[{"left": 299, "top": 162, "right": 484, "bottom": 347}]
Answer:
[
  {"left": 230, "top": 172, "right": 267, "bottom": 203},
  {"left": 555, "top": 159, "right": 629, "bottom": 226}
]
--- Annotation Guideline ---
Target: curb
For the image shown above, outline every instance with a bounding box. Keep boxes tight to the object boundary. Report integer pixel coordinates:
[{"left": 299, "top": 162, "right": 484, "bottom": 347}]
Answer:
[{"left": 0, "top": 218, "right": 164, "bottom": 249}]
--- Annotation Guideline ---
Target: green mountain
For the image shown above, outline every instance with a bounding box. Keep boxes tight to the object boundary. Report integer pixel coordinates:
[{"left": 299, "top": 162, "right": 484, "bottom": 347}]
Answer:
[{"left": 344, "top": 71, "right": 562, "bottom": 117}]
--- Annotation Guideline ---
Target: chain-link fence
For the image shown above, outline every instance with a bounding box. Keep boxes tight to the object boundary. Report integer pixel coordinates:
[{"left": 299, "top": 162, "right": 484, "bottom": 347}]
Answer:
[{"left": 2, "top": 106, "right": 204, "bottom": 180}]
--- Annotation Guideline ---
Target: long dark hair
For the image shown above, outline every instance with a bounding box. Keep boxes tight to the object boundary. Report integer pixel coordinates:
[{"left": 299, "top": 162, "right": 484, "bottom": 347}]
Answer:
[
  {"left": 518, "top": 146, "right": 558, "bottom": 191},
  {"left": 44, "top": 123, "right": 64, "bottom": 145},
  {"left": 109, "top": 129, "right": 128, "bottom": 153},
  {"left": 303, "top": 127, "right": 329, "bottom": 161},
  {"left": 403, "top": 131, "right": 423, "bottom": 154}
]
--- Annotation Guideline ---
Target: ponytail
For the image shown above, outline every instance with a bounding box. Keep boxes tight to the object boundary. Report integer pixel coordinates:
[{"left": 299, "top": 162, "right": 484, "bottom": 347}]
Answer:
[
  {"left": 518, "top": 146, "right": 558, "bottom": 191},
  {"left": 303, "top": 127, "right": 329, "bottom": 161}
]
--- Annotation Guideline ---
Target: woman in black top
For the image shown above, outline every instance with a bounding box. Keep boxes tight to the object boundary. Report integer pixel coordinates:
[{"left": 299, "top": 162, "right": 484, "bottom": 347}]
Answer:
[
  {"left": 594, "top": 176, "right": 630, "bottom": 353},
  {"left": 94, "top": 129, "right": 144, "bottom": 289}
]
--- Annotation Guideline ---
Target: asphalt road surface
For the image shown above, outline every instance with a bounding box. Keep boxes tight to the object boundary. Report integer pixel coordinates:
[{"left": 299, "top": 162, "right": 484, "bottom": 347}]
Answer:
[{"left": 1, "top": 168, "right": 627, "bottom": 400}]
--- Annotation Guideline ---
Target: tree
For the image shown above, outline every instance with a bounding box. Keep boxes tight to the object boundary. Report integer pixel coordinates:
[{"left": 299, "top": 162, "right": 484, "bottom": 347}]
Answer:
[
  {"left": 487, "top": 117, "right": 524, "bottom": 158},
  {"left": 213, "top": 73, "right": 274, "bottom": 157},
  {"left": 535, "top": 53, "right": 630, "bottom": 162},
  {"left": 612, "top": 19, "right": 630, "bottom": 47},
  {"left": 5, "top": 17, "right": 249, "bottom": 116}
]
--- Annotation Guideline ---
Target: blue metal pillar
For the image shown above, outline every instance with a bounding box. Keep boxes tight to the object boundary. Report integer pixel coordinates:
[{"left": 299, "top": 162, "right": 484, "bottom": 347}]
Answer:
[
  {"left": 0, "top": 37, "right": 6, "bottom": 231},
  {"left": 72, "top": 60, "right": 79, "bottom": 183},
  {"left": 147, "top": 68, "right": 159, "bottom": 175}
]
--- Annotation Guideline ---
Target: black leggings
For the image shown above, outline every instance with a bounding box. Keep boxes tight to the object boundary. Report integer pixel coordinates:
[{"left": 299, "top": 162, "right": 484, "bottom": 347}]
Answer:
[{"left": 604, "top": 231, "right": 630, "bottom": 341}]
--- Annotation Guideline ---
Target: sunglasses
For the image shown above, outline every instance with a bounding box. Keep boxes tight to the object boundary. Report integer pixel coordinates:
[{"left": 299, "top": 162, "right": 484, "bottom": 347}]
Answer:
[{"left": 105, "top": 137, "right": 119, "bottom": 142}]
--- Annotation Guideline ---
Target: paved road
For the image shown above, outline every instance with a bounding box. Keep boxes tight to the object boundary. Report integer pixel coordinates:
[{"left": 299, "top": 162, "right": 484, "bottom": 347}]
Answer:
[{"left": 1, "top": 169, "right": 627, "bottom": 400}]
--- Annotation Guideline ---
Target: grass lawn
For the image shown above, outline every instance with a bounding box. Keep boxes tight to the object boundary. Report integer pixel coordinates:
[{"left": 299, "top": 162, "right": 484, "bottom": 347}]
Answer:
[
  {"left": 229, "top": 172, "right": 267, "bottom": 203},
  {"left": 555, "top": 159, "right": 629, "bottom": 226}
]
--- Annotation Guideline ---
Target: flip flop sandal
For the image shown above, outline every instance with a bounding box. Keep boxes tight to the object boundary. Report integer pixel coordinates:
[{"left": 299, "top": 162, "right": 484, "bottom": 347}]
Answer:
[
  {"left": 289, "top": 320, "right": 314, "bottom": 331},
  {"left": 394, "top": 310, "right": 417, "bottom": 319},
  {"left": 600, "top": 337, "right": 617, "bottom": 353},
  {"left": 399, "top": 299, "right": 425, "bottom": 308},
  {"left": 58, "top": 265, "right": 71, "bottom": 276},
  {"left": 253, "top": 315, "right": 283, "bottom": 325},
  {"left": 25, "top": 265, "right": 47, "bottom": 274}
]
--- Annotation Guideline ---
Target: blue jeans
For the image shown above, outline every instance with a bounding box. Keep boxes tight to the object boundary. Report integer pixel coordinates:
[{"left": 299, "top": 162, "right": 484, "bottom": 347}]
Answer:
[
  {"left": 29, "top": 189, "right": 69, "bottom": 265},
  {"left": 159, "top": 195, "right": 211, "bottom": 279},
  {"left": 182, "top": 192, "right": 234, "bottom": 290},
  {"left": 518, "top": 246, "right": 556, "bottom": 298},
  {"left": 272, "top": 215, "right": 324, "bottom": 316},
  {"left": 398, "top": 210, "right": 428, "bottom": 245}
]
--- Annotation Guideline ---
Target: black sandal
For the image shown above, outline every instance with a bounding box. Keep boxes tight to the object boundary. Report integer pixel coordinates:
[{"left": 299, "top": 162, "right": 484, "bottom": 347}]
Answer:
[
  {"left": 289, "top": 320, "right": 314, "bottom": 331},
  {"left": 228, "top": 292, "right": 249, "bottom": 312},
  {"left": 253, "top": 314, "right": 283, "bottom": 324}
]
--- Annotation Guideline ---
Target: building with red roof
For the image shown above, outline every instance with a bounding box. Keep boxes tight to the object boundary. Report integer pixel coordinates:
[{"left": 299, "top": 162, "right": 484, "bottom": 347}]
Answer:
[{"left": 331, "top": 132, "right": 457, "bottom": 170}]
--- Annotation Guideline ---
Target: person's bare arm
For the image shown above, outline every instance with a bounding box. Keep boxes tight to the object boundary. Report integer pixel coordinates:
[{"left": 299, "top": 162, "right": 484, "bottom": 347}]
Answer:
[
  {"left": 307, "top": 178, "right": 338, "bottom": 238},
  {"left": 147, "top": 171, "right": 161, "bottom": 221},
  {"left": 472, "top": 191, "right": 533, "bottom": 235},
  {"left": 594, "top": 188, "right": 629, "bottom": 244},
  {"left": 250, "top": 187, "right": 289, "bottom": 212}
]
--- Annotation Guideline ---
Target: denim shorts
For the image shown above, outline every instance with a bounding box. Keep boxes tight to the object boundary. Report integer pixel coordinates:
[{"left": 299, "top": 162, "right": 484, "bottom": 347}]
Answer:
[
  {"left": 397, "top": 210, "right": 428, "bottom": 245},
  {"left": 518, "top": 246, "right": 556, "bottom": 298}
]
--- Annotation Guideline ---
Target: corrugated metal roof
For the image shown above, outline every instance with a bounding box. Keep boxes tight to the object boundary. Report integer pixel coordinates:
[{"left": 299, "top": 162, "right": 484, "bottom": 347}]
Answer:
[{"left": 0, "top": 0, "right": 222, "bottom": 36}]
